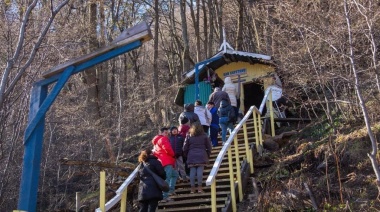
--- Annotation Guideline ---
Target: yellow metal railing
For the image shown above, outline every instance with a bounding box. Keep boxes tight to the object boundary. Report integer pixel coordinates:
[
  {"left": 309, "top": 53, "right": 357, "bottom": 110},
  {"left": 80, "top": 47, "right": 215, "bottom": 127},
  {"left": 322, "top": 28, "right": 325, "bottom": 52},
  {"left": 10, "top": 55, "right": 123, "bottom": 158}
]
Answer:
[
  {"left": 206, "top": 88, "right": 275, "bottom": 212},
  {"left": 206, "top": 105, "right": 263, "bottom": 212},
  {"left": 95, "top": 165, "right": 141, "bottom": 212},
  {"left": 260, "top": 88, "right": 276, "bottom": 137},
  {"left": 96, "top": 88, "right": 276, "bottom": 212}
]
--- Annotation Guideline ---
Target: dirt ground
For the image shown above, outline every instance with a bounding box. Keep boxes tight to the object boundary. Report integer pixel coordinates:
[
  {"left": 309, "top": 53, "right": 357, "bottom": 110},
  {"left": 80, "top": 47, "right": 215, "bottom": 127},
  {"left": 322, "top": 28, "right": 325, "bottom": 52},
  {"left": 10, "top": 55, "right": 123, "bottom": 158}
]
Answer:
[{"left": 236, "top": 122, "right": 380, "bottom": 212}]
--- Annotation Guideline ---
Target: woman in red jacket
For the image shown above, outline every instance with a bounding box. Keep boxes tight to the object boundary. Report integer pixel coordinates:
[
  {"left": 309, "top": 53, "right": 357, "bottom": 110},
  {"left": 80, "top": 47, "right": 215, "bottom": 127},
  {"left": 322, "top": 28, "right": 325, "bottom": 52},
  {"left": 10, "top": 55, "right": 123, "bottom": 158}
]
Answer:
[{"left": 152, "top": 127, "right": 179, "bottom": 202}]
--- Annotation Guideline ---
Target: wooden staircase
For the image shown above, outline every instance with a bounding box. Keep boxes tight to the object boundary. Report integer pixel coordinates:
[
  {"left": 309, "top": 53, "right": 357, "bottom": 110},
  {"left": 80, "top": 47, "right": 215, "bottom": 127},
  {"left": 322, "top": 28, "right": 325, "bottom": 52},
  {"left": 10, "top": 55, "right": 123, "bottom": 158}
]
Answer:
[{"left": 157, "top": 119, "right": 256, "bottom": 212}]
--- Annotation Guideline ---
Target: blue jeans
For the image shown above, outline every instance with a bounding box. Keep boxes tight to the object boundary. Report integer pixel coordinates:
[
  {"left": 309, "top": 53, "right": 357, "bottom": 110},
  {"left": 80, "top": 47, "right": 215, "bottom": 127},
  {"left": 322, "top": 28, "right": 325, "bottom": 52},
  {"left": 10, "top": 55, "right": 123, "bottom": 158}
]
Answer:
[
  {"left": 219, "top": 117, "right": 233, "bottom": 143},
  {"left": 210, "top": 126, "right": 219, "bottom": 146},
  {"left": 163, "top": 165, "right": 179, "bottom": 198},
  {"left": 189, "top": 166, "right": 204, "bottom": 187}
]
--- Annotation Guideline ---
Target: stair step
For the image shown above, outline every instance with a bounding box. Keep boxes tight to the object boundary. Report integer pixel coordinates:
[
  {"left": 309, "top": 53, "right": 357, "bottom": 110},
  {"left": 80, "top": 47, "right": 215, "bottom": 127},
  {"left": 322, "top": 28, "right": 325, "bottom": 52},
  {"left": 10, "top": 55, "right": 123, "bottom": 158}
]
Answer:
[
  {"left": 210, "top": 148, "right": 250, "bottom": 157},
  {"left": 204, "top": 166, "right": 237, "bottom": 173},
  {"left": 211, "top": 142, "right": 254, "bottom": 151},
  {"left": 164, "top": 190, "right": 231, "bottom": 201},
  {"left": 157, "top": 204, "right": 225, "bottom": 211},
  {"left": 159, "top": 118, "right": 258, "bottom": 211},
  {"left": 158, "top": 197, "right": 227, "bottom": 208},
  {"left": 176, "top": 178, "right": 236, "bottom": 187},
  {"left": 174, "top": 185, "right": 231, "bottom": 194},
  {"left": 209, "top": 155, "right": 245, "bottom": 163}
]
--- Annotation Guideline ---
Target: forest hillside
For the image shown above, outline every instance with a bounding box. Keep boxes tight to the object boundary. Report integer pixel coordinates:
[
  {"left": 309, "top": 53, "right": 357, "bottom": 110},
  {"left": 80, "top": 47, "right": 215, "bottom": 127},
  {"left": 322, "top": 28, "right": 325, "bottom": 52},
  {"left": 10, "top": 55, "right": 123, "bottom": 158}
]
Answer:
[{"left": 0, "top": 0, "right": 380, "bottom": 211}]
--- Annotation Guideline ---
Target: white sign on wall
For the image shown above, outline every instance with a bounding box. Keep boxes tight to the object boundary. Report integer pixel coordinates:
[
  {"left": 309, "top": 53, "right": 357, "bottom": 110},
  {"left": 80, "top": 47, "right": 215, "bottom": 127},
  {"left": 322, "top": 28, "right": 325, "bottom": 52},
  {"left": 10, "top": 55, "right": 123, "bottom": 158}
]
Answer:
[{"left": 223, "top": 68, "right": 247, "bottom": 77}]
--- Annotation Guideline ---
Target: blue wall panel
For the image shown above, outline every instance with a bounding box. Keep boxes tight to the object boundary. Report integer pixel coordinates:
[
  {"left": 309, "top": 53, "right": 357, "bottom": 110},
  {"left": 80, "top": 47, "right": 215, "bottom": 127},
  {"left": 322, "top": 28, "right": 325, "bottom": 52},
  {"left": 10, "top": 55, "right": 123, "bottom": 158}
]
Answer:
[{"left": 184, "top": 81, "right": 212, "bottom": 106}]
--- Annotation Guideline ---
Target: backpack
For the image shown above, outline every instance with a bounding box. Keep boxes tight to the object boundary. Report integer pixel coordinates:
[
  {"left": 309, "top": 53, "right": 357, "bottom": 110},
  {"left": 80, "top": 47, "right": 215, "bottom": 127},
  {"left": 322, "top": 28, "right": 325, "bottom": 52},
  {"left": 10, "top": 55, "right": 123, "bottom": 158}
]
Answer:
[{"left": 228, "top": 107, "right": 237, "bottom": 123}]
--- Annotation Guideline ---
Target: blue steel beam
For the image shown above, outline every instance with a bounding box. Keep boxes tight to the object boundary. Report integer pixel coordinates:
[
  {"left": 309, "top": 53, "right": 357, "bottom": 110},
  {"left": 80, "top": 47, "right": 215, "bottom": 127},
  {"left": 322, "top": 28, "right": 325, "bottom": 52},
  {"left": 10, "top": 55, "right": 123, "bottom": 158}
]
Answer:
[
  {"left": 24, "top": 66, "right": 74, "bottom": 143},
  {"left": 18, "top": 40, "right": 143, "bottom": 212},
  {"left": 18, "top": 84, "right": 48, "bottom": 212},
  {"left": 194, "top": 56, "right": 222, "bottom": 100},
  {"left": 24, "top": 40, "right": 142, "bottom": 143}
]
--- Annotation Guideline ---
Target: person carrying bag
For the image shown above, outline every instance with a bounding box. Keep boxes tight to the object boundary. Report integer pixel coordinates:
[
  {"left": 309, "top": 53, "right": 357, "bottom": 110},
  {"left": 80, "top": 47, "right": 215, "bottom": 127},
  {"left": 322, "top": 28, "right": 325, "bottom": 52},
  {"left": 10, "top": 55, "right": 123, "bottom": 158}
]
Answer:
[
  {"left": 137, "top": 149, "right": 167, "bottom": 212},
  {"left": 142, "top": 162, "right": 169, "bottom": 192}
]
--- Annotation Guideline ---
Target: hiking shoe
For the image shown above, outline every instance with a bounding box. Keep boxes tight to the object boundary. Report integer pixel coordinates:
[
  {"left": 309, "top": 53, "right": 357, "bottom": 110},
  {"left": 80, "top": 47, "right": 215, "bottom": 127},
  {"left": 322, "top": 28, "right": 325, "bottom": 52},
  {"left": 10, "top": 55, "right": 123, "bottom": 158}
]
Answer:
[
  {"left": 160, "top": 197, "right": 174, "bottom": 203},
  {"left": 190, "top": 187, "right": 196, "bottom": 194},
  {"left": 197, "top": 186, "right": 204, "bottom": 193}
]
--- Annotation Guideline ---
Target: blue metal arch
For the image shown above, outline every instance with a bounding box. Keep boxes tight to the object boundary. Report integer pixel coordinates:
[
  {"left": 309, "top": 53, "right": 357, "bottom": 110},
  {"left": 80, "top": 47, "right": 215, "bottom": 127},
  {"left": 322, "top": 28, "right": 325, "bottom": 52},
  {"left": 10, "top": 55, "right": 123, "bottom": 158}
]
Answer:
[{"left": 18, "top": 40, "right": 142, "bottom": 212}]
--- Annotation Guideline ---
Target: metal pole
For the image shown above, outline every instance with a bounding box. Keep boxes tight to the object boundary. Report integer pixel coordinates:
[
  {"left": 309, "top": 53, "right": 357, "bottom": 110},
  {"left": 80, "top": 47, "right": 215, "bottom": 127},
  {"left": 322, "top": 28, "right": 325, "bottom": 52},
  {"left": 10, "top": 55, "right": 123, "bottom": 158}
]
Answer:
[
  {"left": 76, "top": 192, "right": 81, "bottom": 212},
  {"left": 228, "top": 147, "right": 237, "bottom": 212},
  {"left": 233, "top": 136, "right": 243, "bottom": 201},
  {"left": 120, "top": 189, "right": 127, "bottom": 212},
  {"left": 258, "top": 113, "right": 263, "bottom": 156},
  {"left": 100, "top": 171, "right": 106, "bottom": 212},
  {"left": 243, "top": 122, "right": 253, "bottom": 173},
  {"left": 269, "top": 92, "right": 275, "bottom": 136},
  {"left": 211, "top": 180, "right": 217, "bottom": 212},
  {"left": 193, "top": 56, "right": 222, "bottom": 101},
  {"left": 195, "top": 65, "right": 200, "bottom": 100}
]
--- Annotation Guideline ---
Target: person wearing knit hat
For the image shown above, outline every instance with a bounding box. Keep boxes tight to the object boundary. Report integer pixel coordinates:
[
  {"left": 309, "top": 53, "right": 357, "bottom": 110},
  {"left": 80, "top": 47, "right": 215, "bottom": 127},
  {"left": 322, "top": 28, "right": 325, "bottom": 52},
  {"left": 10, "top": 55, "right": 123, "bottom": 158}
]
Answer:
[
  {"left": 180, "top": 116, "right": 189, "bottom": 125},
  {"left": 178, "top": 103, "right": 200, "bottom": 125},
  {"left": 169, "top": 126, "right": 188, "bottom": 183}
]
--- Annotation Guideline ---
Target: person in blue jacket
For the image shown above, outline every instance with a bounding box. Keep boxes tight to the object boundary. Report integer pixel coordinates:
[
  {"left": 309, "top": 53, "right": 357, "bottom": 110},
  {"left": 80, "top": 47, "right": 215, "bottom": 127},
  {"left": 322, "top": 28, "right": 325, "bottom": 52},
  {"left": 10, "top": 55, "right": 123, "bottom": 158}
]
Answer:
[{"left": 207, "top": 101, "right": 219, "bottom": 147}]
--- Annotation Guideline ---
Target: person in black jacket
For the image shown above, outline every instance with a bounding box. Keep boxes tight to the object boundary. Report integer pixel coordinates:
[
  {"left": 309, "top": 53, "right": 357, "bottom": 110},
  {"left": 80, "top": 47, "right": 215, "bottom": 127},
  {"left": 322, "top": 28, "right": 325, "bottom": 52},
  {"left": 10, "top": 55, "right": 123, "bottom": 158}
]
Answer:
[
  {"left": 218, "top": 99, "right": 235, "bottom": 144},
  {"left": 169, "top": 126, "right": 188, "bottom": 183},
  {"left": 183, "top": 123, "right": 212, "bottom": 193},
  {"left": 138, "top": 149, "right": 166, "bottom": 212}
]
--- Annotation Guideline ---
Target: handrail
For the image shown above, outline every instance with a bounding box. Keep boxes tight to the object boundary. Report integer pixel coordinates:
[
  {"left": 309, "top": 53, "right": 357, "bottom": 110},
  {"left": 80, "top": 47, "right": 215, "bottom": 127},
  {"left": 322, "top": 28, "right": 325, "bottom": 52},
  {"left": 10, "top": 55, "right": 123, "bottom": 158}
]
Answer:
[
  {"left": 206, "top": 105, "right": 257, "bottom": 186},
  {"left": 206, "top": 105, "right": 261, "bottom": 212},
  {"left": 95, "top": 89, "right": 275, "bottom": 212},
  {"left": 206, "top": 88, "right": 277, "bottom": 212},
  {"left": 95, "top": 164, "right": 141, "bottom": 212},
  {"left": 259, "top": 87, "right": 275, "bottom": 136},
  {"left": 259, "top": 87, "right": 271, "bottom": 114}
]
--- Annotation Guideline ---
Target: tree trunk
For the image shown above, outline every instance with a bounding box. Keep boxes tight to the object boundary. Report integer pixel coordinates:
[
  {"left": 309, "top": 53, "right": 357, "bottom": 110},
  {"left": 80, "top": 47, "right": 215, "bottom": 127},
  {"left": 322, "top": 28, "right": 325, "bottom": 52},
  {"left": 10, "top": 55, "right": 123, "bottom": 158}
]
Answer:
[
  {"left": 202, "top": 0, "right": 209, "bottom": 58},
  {"left": 188, "top": 0, "right": 201, "bottom": 62},
  {"left": 180, "top": 0, "right": 191, "bottom": 72},
  {"left": 344, "top": 0, "right": 380, "bottom": 193},
  {"left": 153, "top": 0, "right": 159, "bottom": 97},
  {"left": 235, "top": 0, "right": 244, "bottom": 50},
  {"left": 83, "top": 3, "right": 101, "bottom": 121},
  {"left": 207, "top": 0, "right": 214, "bottom": 57},
  {"left": 214, "top": 0, "right": 224, "bottom": 45}
]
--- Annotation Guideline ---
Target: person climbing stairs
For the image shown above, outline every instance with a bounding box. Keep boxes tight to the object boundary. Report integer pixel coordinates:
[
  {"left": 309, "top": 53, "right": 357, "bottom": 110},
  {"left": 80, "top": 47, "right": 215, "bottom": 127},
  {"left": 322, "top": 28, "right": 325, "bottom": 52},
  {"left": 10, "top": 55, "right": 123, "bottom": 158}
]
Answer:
[{"left": 156, "top": 117, "right": 257, "bottom": 211}]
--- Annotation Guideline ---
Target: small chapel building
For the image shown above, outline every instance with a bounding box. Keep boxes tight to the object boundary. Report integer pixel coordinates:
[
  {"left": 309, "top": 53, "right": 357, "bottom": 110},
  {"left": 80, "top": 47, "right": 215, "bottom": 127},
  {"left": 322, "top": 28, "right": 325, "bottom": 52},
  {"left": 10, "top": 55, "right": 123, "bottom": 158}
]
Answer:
[{"left": 175, "top": 40, "right": 280, "bottom": 114}]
